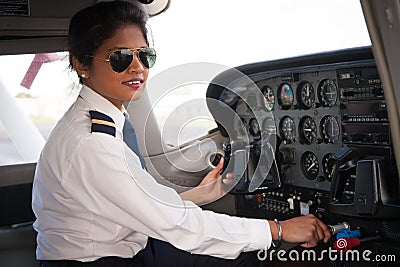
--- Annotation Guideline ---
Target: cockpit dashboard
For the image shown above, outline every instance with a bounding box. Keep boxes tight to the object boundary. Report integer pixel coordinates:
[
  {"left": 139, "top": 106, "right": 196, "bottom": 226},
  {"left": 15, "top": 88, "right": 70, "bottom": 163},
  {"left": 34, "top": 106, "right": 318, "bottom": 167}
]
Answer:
[{"left": 207, "top": 46, "right": 400, "bottom": 235}]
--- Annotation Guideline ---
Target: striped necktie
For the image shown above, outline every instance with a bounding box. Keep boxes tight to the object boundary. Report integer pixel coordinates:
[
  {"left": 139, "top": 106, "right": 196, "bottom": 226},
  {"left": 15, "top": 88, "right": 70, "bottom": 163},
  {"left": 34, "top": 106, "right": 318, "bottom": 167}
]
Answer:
[{"left": 122, "top": 116, "right": 145, "bottom": 169}]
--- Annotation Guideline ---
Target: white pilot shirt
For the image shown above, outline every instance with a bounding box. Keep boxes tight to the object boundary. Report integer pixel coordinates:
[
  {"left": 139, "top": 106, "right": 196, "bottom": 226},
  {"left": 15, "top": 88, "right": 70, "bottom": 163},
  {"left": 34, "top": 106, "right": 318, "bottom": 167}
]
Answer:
[{"left": 32, "top": 85, "right": 272, "bottom": 262}]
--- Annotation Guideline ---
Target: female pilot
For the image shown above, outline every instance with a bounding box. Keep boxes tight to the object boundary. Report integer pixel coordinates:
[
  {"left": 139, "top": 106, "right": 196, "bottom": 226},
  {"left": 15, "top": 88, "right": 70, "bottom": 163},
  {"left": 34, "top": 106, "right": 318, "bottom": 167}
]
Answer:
[{"left": 32, "top": 1, "right": 331, "bottom": 266}]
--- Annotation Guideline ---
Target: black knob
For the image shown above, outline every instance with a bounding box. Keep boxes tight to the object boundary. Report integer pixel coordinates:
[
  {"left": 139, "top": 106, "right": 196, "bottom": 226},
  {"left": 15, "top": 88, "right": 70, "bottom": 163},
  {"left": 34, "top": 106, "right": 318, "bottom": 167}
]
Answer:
[{"left": 138, "top": 0, "right": 154, "bottom": 4}]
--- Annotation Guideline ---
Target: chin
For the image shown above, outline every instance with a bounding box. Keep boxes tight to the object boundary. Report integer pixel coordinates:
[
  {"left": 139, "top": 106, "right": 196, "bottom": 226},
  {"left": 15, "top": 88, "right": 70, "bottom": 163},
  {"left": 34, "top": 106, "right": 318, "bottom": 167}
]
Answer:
[{"left": 129, "top": 89, "right": 144, "bottom": 101}]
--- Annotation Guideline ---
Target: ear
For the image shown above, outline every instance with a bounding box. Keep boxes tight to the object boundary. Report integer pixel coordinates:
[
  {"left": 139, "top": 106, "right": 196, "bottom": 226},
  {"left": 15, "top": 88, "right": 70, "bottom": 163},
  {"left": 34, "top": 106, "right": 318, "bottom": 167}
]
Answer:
[{"left": 71, "top": 56, "right": 89, "bottom": 78}]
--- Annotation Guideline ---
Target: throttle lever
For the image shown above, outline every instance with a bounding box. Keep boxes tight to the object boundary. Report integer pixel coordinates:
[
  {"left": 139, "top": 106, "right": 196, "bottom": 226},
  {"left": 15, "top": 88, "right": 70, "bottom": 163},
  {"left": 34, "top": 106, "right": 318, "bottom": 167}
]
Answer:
[{"left": 328, "top": 221, "right": 350, "bottom": 235}]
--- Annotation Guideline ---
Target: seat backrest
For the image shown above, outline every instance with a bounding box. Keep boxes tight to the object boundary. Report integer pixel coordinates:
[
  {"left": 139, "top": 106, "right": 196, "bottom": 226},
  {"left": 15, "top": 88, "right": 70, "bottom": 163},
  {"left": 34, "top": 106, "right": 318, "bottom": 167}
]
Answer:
[
  {"left": 0, "top": 224, "right": 39, "bottom": 267},
  {"left": 0, "top": 163, "right": 39, "bottom": 266}
]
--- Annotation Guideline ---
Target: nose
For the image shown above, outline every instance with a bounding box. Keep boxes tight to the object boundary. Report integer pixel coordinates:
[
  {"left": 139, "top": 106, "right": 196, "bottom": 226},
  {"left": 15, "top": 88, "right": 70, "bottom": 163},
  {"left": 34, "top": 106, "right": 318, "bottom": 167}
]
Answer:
[{"left": 128, "top": 52, "right": 145, "bottom": 73}]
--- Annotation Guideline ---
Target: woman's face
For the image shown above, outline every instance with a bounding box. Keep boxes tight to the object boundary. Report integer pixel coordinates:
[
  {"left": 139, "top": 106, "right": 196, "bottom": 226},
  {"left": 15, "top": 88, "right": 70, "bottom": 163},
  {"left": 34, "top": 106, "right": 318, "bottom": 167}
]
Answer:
[{"left": 83, "top": 25, "right": 149, "bottom": 110}]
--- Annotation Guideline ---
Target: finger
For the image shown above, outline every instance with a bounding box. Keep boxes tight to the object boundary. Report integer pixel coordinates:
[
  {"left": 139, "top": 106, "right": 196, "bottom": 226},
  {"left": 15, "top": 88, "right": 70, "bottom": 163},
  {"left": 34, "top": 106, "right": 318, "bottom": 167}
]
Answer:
[
  {"left": 312, "top": 217, "right": 328, "bottom": 241},
  {"left": 301, "top": 221, "right": 319, "bottom": 248},
  {"left": 310, "top": 226, "right": 320, "bottom": 247},
  {"left": 300, "top": 242, "right": 314, "bottom": 248},
  {"left": 315, "top": 224, "right": 324, "bottom": 242},
  {"left": 225, "top": 172, "right": 233, "bottom": 180},
  {"left": 316, "top": 219, "right": 331, "bottom": 243},
  {"left": 211, "top": 157, "right": 224, "bottom": 175},
  {"left": 300, "top": 232, "right": 318, "bottom": 248},
  {"left": 307, "top": 218, "right": 323, "bottom": 242},
  {"left": 222, "top": 173, "right": 234, "bottom": 185}
]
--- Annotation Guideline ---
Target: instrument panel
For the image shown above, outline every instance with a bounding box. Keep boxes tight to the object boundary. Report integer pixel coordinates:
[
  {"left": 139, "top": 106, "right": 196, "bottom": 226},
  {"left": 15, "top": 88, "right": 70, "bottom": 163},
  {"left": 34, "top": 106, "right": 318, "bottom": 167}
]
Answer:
[
  {"left": 206, "top": 47, "right": 400, "bottom": 258},
  {"left": 207, "top": 46, "right": 395, "bottom": 194},
  {"left": 230, "top": 68, "right": 343, "bottom": 191}
]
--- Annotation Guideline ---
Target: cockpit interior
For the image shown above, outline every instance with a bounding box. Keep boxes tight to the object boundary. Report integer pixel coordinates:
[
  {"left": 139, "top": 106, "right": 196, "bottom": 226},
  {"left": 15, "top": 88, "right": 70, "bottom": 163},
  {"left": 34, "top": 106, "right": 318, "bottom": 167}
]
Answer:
[{"left": 1, "top": 0, "right": 400, "bottom": 266}]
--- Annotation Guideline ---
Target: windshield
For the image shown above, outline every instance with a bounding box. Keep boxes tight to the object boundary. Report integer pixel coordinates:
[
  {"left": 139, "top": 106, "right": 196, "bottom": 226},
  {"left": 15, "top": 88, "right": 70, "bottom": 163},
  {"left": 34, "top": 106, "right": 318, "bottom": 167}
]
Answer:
[
  {"left": 145, "top": 0, "right": 371, "bottom": 146},
  {"left": 148, "top": 0, "right": 371, "bottom": 72}
]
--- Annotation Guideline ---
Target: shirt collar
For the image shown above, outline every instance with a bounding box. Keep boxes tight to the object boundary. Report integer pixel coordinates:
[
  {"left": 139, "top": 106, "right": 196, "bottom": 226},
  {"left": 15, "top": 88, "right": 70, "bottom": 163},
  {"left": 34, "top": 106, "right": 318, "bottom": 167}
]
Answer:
[{"left": 79, "top": 85, "right": 125, "bottom": 134}]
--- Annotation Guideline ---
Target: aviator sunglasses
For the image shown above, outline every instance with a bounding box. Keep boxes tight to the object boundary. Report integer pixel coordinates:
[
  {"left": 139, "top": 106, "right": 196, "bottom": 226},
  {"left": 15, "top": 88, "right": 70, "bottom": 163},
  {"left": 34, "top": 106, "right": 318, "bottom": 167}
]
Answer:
[{"left": 88, "top": 47, "right": 156, "bottom": 72}]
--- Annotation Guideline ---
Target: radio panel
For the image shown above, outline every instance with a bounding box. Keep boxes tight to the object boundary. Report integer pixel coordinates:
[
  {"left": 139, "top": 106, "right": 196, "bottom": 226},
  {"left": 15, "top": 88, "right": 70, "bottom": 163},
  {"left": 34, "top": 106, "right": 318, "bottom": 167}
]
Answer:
[{"left": 341, "top": 100, "right": 387, "bottom": 122}]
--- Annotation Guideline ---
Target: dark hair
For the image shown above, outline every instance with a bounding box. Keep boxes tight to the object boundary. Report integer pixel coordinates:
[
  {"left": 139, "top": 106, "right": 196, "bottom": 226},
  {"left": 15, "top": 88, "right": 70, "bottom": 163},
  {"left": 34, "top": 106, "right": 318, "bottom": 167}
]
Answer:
[{"left": 68, "top": 1, "right": 149, "bottom": 70}]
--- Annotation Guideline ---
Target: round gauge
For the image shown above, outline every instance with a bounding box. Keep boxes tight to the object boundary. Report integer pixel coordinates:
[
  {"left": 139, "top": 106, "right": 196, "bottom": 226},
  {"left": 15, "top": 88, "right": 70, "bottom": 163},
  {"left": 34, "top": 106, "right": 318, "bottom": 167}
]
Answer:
[
  {"left": 277, "top": 83, "right": 294, "bottom": 109},
  {"left": 297, "top": 81, "right": 315, "bottom": 109},
  {"left": 322, "top": 153, "right": 336, "bottom": 181},
  {"left": 318, "top": 79, "right": 338, "bottom": 107},
  {"left": 320, "top": 115, "right": 340, "bottom": 143},
  {"left": 279, "top": 116, "right": 296, "bottom": 144},
  {"left": 262, "top": 86, "right": 275, "bottom": 111},
  {"left": 299, "top": 116, "right": 317, "bottom": 144},
  {"left": 262, "top": 117, "right": 277, "bottom": 136},
  {"left": 301, "top": 151, "right": 319, "bottom": 180},
  {"left": 249, "top": 118, "right": 261, "bottom": 138},
  {"left": 219, "top": 89, "right": 238, "bottom": 106}
]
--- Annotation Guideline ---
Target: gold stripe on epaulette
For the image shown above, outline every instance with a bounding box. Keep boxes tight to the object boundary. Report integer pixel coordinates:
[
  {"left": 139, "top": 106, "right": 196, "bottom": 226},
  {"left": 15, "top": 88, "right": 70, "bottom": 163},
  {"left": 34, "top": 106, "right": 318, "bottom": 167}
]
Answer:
[{"left": 91, "top": 119, "right": 115, "bottom": 128}]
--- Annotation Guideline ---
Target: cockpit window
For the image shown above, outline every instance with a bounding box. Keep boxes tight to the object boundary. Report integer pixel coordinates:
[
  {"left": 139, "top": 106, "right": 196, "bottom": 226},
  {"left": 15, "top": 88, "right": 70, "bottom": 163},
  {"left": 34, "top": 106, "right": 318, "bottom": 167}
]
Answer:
[
  {"left": 148, "top": 0, "right": 370, "bottom": 69},
  {"left": 146, "top": 0, "right": 371, "bottom": 146}
]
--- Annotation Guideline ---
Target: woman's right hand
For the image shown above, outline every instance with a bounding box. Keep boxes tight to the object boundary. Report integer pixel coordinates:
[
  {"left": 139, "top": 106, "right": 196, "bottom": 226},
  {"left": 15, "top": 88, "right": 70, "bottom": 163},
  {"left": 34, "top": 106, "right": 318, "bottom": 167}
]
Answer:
[{"left": 269, "top": 214, "right": 331, "bottom": 248}]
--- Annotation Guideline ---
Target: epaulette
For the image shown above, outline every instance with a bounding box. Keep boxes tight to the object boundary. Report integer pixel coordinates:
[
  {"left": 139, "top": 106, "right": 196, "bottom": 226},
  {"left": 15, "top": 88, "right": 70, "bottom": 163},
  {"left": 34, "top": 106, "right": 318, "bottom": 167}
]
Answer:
[{"left": 89, "top": 110, "right": 116, "bottom": 137}]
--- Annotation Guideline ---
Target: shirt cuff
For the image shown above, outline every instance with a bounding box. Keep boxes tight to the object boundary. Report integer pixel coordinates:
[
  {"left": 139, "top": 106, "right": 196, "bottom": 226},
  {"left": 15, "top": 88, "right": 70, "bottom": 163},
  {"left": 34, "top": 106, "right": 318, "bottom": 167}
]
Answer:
[{"left": 243, "top": 218, "right": 272, "bottom": 252}]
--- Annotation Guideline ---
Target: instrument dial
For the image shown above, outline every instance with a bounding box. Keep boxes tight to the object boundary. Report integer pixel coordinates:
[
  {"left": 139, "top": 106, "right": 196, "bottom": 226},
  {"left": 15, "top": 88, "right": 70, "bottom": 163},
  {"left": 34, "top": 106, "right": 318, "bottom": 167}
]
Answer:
[
  {"left": 277, "top": 83, "right": 294, "bottom": 109},
  {"left": 262, "top": 86, "right": 275, "bottom": 111},
  {"left": 318, "top": 79, "right": 338, "bottom": 107},
  {"left": 322, "top": 153, "right": 336, "bottom": 181},
  {"left": 249, "top": 118, "right": 261, "bottom": 139},
  {"left": 301, "top": 151, "right": 319, "bottom": 180},
  {"left": 320, "top": 115, "right": 340, "bottom": 143},
  {"left": 279, "top": 116, "right": 296, "bottom": 144},
  {"left": 299, "top": 116, "right": 317, "bottom": 144},
  {"left": 297, "top": 81, "right": 315, "bottom": 109}
]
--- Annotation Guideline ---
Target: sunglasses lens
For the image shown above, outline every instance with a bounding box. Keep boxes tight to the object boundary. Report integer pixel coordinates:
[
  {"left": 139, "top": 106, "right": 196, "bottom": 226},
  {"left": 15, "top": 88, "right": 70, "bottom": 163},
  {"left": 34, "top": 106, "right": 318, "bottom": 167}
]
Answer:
[
  {"left": 108, "top": 48, "right": 156, "bottom": 72},
  {"left": 109, "top": 49, "right": 133, "bottom": 73},
  {"left": 139, "top": 48, "right": 157, "bottom": 69}
]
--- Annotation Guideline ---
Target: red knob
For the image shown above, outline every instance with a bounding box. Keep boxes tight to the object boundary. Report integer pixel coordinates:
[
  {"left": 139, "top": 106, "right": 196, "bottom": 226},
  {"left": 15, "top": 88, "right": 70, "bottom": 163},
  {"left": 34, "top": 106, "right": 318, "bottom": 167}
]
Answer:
[{"left": 334, "top": 238, "right": 360, "bottom": 251}]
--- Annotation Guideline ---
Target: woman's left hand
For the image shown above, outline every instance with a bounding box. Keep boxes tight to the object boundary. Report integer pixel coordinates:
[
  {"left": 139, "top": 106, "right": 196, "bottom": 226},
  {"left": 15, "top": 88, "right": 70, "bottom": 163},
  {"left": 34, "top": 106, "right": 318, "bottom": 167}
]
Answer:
[{"left": 179, "top": 158, "right": 233, "bottom": 205}]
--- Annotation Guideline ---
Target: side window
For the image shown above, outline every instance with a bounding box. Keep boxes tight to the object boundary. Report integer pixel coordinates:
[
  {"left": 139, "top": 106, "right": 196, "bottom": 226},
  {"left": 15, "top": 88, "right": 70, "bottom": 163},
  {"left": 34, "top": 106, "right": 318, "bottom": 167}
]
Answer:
[{"left": 0, "top": 52, "right": 79, "bottom": 166}]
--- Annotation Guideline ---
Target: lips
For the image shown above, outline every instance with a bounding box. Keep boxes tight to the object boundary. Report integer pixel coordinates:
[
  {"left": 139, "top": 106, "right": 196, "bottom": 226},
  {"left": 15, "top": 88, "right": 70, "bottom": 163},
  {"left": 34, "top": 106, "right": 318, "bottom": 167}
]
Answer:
[{"left": 122, "top": 78, "right": 144, "bottom": 89}]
